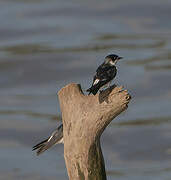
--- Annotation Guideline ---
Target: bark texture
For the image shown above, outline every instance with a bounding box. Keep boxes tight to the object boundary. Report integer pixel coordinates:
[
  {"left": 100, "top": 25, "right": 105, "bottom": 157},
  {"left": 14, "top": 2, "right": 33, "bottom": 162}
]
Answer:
[{"left": 58, "top": 83, "right": 131, "bottom": 180}]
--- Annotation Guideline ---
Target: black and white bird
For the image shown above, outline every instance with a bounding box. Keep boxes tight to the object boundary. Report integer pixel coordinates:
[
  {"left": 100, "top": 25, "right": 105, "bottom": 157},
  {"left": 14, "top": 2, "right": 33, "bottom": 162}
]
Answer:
[
  {"left": 32, "top": 54, "right": 122, "bottom": 155},
  {"left": 86, "top": 54, "right": 123, "bottom": 95},
  {"left": 32, "top": 124, "right": 63, "bottom": 155}
]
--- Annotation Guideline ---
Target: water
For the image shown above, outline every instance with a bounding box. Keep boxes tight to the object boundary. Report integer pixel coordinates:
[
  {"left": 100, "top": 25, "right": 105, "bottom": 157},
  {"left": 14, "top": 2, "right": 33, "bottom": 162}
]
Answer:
[{"left": 0, "top": 0, "right": 171, "bottom": 179}]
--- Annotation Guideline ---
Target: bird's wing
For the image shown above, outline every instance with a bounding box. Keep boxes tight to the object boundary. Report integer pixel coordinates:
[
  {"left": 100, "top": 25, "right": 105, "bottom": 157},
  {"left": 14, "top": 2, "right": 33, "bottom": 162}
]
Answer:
[
  {"left": 87, "top": 65, "right": 117, "bottom": 95},
  {"left": 95, "top": 65, "right": 116, "bottom": 82},
  {"left": 106, "top": 66, "right": 117, "bottom": 80},
  {"left": 92, "top": 74, "right": 99, "bottom": 85},
  {"left": 32, "top": 124, "right": 63, "bottom": 155},
  {"left": 91, "top": 64, "right": 108, "bottom": 85}
]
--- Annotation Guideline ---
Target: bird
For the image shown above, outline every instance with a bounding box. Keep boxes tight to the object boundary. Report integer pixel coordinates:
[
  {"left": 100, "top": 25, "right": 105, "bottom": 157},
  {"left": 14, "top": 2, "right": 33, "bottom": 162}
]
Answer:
[
  {"left": 32, "top": 54, "right": 122, "bottom": 155},
  {"left": 32, "top": 124, "right": 63, "bottom": 155},
  {"left": 86, "top": 54, "right": 123, "bottom": 95}
]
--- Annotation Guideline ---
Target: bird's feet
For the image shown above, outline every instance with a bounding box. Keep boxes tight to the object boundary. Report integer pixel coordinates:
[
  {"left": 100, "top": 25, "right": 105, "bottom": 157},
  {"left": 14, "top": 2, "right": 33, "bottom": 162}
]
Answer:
[{"left": 99, "top": 90, "right": 103, "bottom": 94}]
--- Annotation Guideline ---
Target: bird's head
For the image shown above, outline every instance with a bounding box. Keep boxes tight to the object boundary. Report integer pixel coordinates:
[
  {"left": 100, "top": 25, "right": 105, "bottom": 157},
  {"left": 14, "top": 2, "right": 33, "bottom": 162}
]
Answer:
[{"left": 105, "top": 54, "right": 123, "bottom": 66}]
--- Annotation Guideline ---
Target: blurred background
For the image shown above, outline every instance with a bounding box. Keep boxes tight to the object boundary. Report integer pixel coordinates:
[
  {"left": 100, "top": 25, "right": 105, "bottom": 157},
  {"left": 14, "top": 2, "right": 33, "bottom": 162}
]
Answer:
[{"left": 0, "top": 0, "right": 171, "bottom": 179}]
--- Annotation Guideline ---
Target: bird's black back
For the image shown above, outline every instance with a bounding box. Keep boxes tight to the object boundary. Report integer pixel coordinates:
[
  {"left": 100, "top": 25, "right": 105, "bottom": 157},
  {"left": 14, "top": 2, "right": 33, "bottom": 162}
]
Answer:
[
  {"left": 87, "top": 63, "right": 117, "bottom": 95},
  {"left": 95, "top": 63, "right": 117, "bottom": 82}
]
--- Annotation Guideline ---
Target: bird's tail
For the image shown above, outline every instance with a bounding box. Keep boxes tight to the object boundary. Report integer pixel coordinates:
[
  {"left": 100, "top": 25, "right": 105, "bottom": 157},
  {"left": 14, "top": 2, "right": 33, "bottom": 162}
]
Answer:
[
  {"left": 86, "top": 88, "right": 92, "bottom": 95},
  {"left": 86, "top": 86, "right": 99, "bottom": 95},
  {"left": 32, "top": 138, "right": 49, "bottom": 155},
  {"left": 32, "top": 124, "right": 63, "bottom": 155}
]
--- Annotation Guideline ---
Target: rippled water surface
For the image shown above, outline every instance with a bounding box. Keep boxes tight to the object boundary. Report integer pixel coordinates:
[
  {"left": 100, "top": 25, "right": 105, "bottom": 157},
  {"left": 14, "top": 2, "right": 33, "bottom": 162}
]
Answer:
[{"left": 0, "top": 0, "right": 171, "bottom": 179}]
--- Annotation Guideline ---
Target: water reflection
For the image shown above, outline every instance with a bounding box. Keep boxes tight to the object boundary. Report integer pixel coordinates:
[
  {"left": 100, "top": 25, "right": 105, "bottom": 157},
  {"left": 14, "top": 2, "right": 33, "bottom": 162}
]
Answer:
[
  {"left": 114, "top": 116, "right": 171, "bottom": 126},
  {"left": 1, "top": 44, "right": 53, "bottom": 55},
  {"left": 0, "top": 110, "right": 61, "bottom": 121},
  {"left": 1, "top": 34, "right": 167, "bottom": 56}
]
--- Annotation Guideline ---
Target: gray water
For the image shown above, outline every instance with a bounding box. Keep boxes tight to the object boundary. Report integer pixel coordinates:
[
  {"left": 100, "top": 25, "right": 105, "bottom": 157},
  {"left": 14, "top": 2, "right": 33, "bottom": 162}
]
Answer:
[{"left": 0, "top": 0, "right": 171, "bottom": 179}]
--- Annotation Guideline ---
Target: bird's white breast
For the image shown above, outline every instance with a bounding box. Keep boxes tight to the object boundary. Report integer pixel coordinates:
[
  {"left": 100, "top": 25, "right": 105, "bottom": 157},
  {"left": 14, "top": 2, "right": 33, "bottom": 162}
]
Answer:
[{"left": 109, "top": 61, "right": 116, "bottom": 66}]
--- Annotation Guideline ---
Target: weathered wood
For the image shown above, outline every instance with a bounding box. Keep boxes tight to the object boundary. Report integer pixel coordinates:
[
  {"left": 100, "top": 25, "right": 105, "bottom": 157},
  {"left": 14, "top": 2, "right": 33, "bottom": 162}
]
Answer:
[{"left": 58, "top": 83, "right": 131, "bottom": 180}]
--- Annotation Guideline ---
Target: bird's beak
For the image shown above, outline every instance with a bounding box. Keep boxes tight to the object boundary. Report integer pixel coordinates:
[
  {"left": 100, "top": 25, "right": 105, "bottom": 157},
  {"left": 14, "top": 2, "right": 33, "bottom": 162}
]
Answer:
[{"left": 118, "top": 57, "right": 123, "bottom": 60}]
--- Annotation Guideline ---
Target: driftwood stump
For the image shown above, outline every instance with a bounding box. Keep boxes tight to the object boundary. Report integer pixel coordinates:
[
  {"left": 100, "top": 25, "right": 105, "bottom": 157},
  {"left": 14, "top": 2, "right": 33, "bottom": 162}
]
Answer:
[{"left": 58, "top": 83, "right": 131, "bottom": 180}]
